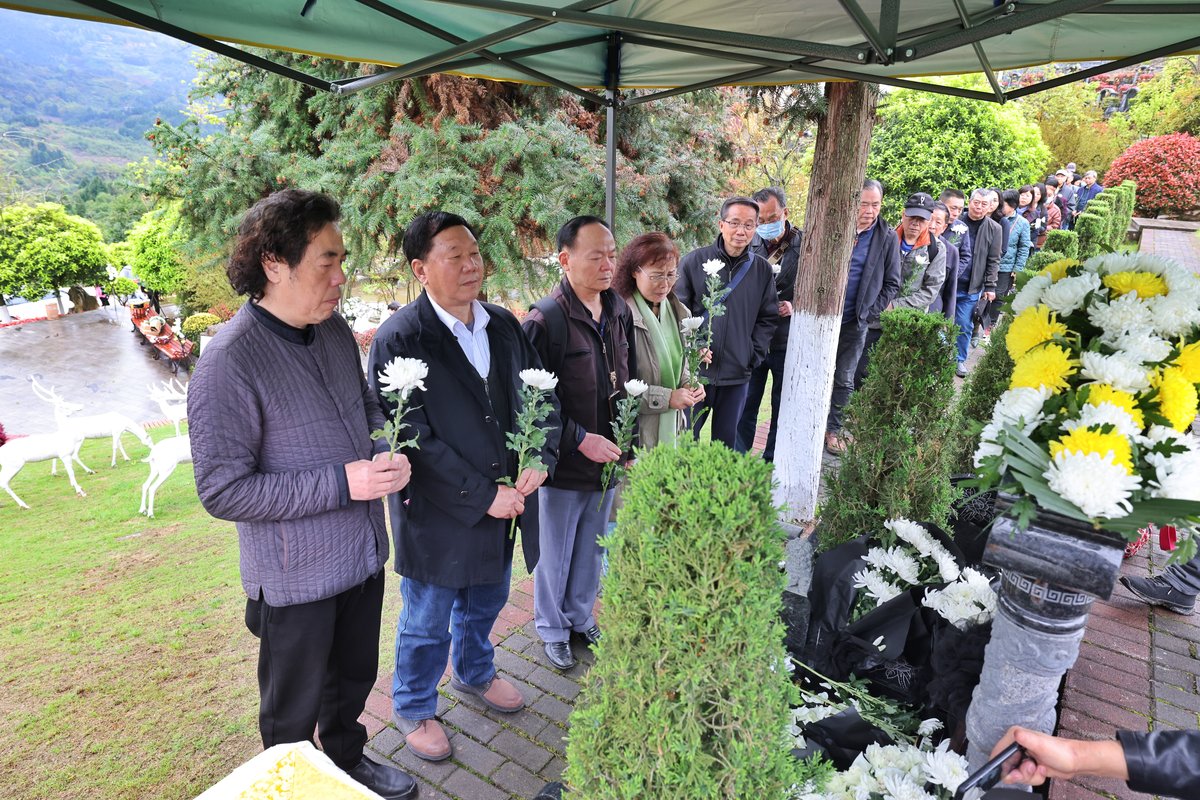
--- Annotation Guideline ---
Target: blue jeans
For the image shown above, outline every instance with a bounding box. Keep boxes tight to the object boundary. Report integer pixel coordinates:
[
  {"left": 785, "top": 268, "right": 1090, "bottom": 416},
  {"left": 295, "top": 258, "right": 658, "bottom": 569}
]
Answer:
[
  {"left": 826, "top": 319, "right": 868, "bottom": 434},
  {"left": 735, "top": 350, "right": 785, "bottom": 460},
  {"left": 955, "top": 289, "right": 981, "bottom": 364},
  {"left": 392, "top": 564, "right": 512, "bottom": 720}
]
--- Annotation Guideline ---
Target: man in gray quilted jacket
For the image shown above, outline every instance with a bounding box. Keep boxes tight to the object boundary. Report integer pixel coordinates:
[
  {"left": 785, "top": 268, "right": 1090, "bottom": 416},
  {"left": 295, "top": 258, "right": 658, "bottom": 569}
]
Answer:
[{"left": 189, "top": 190, "right": 417, "bottom": 800}]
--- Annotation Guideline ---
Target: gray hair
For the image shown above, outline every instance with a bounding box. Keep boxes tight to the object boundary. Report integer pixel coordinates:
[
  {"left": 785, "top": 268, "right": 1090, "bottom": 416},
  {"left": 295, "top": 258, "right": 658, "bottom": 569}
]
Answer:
[
  {"left": 752, "top": 186, "right": 787, "bottom": 209},
  {"left": 862, "top": 179, "right": 884, "bottom": 196},
  {"left": 720, "top": 196, "right": 759, "bottom": 220},
  {"left": 970, "top": 187, "right": 994, "bottom": 202},
  {"left": 1085, "top": 170, "right": 1098, "bottom": 179}
]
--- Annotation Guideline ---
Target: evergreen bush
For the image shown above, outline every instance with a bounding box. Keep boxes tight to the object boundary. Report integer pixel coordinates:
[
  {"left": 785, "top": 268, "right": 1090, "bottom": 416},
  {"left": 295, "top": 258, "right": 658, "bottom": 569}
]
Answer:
[
  {"left": 1074, "top": 210, "right": 1109, "bottom": 259},
  {"left": 818, "top": 308, "right": 959, "bottom": 550},
  {"left": 565, "top": 441, "right": 802, "bottom": 799},
  {"left": 182, "top": 312, "right": 221, "bottom": 343},
  {"left": 1024, "top": 250, "right": 1061, "bottom": 274},
  {"left": 1041, "top": 229, "right": 1078, "bottom": 259},
  {"left": 1085, "top": 194, "right": 1115, "bottom": 248},
  {"left": 953, "top": 312, "right": 1016, "bottom": 472},
  {"left": 1119, "top": 180, "right": 1139, "bottom": 230}
]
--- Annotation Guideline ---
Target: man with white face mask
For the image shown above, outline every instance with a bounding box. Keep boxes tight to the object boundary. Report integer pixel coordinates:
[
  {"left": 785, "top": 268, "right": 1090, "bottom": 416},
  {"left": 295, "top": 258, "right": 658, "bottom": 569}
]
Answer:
[{"left": 735, "top": 186, "right": 802, "bottom": 461}]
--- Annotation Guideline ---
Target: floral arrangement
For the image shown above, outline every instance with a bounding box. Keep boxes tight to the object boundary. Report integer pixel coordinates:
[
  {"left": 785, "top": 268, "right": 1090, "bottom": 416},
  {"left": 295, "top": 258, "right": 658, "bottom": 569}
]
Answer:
[
  {"left": 851, "top": 518, "right": 963, "bottom": 617},
  {"left": 677, "top": 259, "right": 730, "bottom": 391},
  {"left": 599, "top": 379, "right": 647, "bottom": 504},
  {"left": 794, "top": 738, "right": 971, "bottom": 800},
  {"left": 503, "top": 368, "right": 558, "bottom": 534},
  {"left": 973, "top": 253, "right": 1200, "bottom": 560},
  {"left": 372, "top": 357, "right": 428, "bottom": 454},
  {"left": 922, "top": 568, "right": 996, "bottom": 632}
]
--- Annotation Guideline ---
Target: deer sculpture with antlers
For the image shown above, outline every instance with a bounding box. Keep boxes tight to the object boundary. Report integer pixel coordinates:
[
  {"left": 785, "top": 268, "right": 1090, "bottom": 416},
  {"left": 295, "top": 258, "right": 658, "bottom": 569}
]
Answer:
[
  {"left": 30, "top": 378, "right": 154, "bottom": 473},
  {"left": 139, "top": 434, "right": 192, "bottom": 518},
  {"left": 0, "top": 417, "right": 87, "bottom": 509},
  {"left": 149, "top": 378, "right": 188, "bottom": 436}
]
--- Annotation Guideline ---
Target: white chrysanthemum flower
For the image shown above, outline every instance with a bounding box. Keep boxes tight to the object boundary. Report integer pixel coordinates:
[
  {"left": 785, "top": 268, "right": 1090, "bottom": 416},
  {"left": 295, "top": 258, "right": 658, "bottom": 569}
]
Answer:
[
  {"left": 1140, "top": 425, "right": 1196, "bottom": 450},
  {"left": 1150, "top": 449, "right": 1200, "bottom": 501},
  {"left": 1063, "top": 402, "right": 1142, "bottom": 439},
  {"left": 1079, "top": 351, "right": 1151, "bottom": 394},
  {"left": 702, "top": 258, "right": 724, "bottom": 276},
  {"left": 378, "top": 357, "right": 429, "bottom": 399},
  {"left": 864, "top": 547, "right": 891, "bottom": 571},
  {"left": 623, "top": 379, "right": 648, "bottom": 397},
  {"left": 1147, "top": 291, "right": 1200, "bottom": 338},
  {"left": 771, "top": 262, "right": 782, "bottom": 276},
  {"left": 884, "top": 518, "right": 931, "bottom": 553},
  {"left": 881, "top": 772, "right": 931, "bottom": 800},
  {"left": 853, "top": 568, "right": 902, "bottom": 604},
  {"left": 1088, "top": 291, "right": 1157, "bottom": 338},
  {"left": 1107, "top": 330, "right": 1173, "bottom": 365},
  {"left": 884, "top": 546, "right": 921, "bottom": 585},
  {"left": 1010, "top": 273, "right": 1052, "bottom": 313},
  {"left": 679, "top": 316, "right": 704, "bottom": 333},
  {"left": 973, "top": 423, "right": 1005, "bottom": 468},
  {"left": 1040, "top": 271, "right": 1103, "bottom": 315},
  {"left": 1088, "top": 252, "right": 1162, "bottom": 276},
  {"left": 923, "top": 746, "right": 969, "bottom": 791},
  {"left": 992, "top": 386, "right": 1052, "bottom": 433},
  {"left": 934, "top": 550, "right": 962, "bottom": 583},
  {"left": 917, "top": 718, "right": 944, "bottom": 737},
  {"left": 518, "top": 368, "right": 559, "bottom": 391},
  {"left": 923, "top": 569, "right": 996, "bottom": 629},
  {"left": 1044, "top": 450, "right": 1142, "bottom": 519}
]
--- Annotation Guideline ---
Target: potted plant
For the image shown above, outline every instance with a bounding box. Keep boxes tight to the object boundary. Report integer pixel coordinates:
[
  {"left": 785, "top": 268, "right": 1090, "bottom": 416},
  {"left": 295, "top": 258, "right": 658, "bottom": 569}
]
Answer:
[{"left": 962, "top": 251, "right": 1200, "bottom": 769}]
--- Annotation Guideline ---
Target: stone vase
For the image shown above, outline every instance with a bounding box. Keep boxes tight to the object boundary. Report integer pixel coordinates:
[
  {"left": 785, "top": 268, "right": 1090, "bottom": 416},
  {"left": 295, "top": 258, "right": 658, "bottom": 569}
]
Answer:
[{"left": 964, "top": 493, "right": 1125, "bottom": 770}]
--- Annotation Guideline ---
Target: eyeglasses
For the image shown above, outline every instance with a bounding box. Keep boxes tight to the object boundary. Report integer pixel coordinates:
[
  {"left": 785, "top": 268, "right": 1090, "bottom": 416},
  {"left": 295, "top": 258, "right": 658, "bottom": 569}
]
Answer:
[
  {"left": 720, "top": 220, "right": 756, "bottom": 232},
  {"left": 641, "top": 271, "right": 679, "bottom": 284}
]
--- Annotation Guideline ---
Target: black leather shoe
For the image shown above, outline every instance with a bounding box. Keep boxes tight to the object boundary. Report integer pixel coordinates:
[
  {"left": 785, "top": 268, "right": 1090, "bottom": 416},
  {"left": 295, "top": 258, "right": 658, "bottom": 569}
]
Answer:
[
  {"left": 1120, "top": 575, "right": 1197, "bottom": 615},
  {"left": 575, "top": 625, "right": 602, "bottom": 647},
  {"left": 347, "top": 757, "right": 418, "bottom": 800},
  {"left": 543, "top": 640, "right": 576, "bottom": 670}
]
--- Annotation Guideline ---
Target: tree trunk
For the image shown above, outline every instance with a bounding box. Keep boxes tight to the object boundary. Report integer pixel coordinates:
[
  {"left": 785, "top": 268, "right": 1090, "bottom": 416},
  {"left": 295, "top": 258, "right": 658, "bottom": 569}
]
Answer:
[
  {"left": 55, "top": 288, "right": 66, "bottom": 316},
  {"left": 772, "top": 81, "right": 878, "bottom": 526}
]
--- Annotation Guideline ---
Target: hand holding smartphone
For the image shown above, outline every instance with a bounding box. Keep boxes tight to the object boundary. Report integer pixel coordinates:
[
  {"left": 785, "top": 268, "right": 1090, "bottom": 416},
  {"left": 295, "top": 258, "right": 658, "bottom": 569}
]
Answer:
[{"left": 953, "top": 742, "right": 1027, "bottom": 799}]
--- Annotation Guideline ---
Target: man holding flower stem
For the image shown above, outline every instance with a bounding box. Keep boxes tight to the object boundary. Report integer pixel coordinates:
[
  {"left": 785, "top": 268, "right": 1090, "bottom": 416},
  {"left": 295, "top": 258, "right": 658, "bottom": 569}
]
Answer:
[
  {"left": 368, "top": 211, "right": 560, "bottom": 763},
  {"left": 524, "top": 216, "right": 635, "bottom": 671}
]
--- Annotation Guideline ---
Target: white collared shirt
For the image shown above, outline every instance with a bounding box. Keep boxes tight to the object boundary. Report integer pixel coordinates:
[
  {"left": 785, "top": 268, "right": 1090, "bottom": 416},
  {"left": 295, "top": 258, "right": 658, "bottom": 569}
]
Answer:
[{"left": 427, "top": 295, "right": 492, "bottom": 379}]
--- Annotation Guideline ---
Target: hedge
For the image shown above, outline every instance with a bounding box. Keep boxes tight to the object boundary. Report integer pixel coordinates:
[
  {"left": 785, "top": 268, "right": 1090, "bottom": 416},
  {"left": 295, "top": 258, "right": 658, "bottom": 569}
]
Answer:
[
  {"left": 1042, "top": 228, "right": 1078, "bottom": 259},
  {"left": 565, "top": 441, "right": 803, "bottom": 798}
]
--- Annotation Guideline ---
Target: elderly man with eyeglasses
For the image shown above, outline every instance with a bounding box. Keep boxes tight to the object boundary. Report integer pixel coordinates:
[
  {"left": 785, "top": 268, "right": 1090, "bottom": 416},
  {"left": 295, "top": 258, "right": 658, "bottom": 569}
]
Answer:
[{"left": 675, "top": 196, "right": 779, "bottom": 449}]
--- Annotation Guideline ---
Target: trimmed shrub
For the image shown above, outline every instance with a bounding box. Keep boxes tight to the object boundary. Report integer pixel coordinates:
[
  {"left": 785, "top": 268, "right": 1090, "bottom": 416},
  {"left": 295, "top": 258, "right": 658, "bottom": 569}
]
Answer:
[
  {"left": 1024, "top": 250, "right": 1061, "bottom": 274},
  {"left": 953, "top": 312, "right": 1016, "bottom": 471},
  {"left": 1119, "top": 180, "right": 1138, "bottom": 232},
  {"left": 182, "top": 313, "right": 221, "bottom": 343},
  {"left": 207, "top": 302, "right": 238, "bottom": 322},
  {"left": 1075, "top": 210, "right": 1110, "bottom": 260},
  {"left": 819, "top": 308, "right": 959, "bottom": 550},
  {"left": 565, "top": 441, "right": 802, "bottom": 799},
  {"left": 1085, "top": 193, "right": 1115, "bottom": 244},
  {"left": 1105, "top": 132, "right": 1200, "bottom": 217},
  {"left": 1042, "top": 228, "right": 1078, "bottom": 259}
]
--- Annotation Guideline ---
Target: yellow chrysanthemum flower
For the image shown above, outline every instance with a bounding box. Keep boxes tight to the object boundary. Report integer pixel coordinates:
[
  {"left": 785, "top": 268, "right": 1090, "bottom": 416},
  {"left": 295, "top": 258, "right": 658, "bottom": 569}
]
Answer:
[
  {"left": 1086, "top": 383, "right": 1145, "bottom": 430},
  {"left": 1102, "top": 270, "right": 1169, "bottom": 299},
  {"left": 1039, "top": 258, "right": 1080, "bottom": 283},
  {"left": 1154, "top": 366, "right": 1200, "bottom": 432},
  {"left": 1007, "top": 304, "right": 1068, "bottom": 361},
  {"left": 1050, "top": 427, "right": 1134, "bottom": 474},
  {"left": 1174, "top": 340, "right": 1200, "bottom": 384},
  {"left": 1010, "top": 344, "right": 1077, "bottom": 394}
]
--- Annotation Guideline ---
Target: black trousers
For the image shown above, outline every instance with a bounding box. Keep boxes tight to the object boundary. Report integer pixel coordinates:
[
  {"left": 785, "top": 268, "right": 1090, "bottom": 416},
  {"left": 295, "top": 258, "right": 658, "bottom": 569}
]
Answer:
[
  {"left": 245, "top": 570, "right": 385, "bottom": 769},
  {"left": 981, "top": 271, "right": 1015, "bottom": 331},
  {"left": 690, "top": 381, "right": 750, "bottom": 449}
]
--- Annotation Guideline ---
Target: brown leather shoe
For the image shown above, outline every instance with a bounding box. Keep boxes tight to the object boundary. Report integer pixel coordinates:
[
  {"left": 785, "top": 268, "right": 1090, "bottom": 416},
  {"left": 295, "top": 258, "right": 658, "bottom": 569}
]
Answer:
[
  {"left": 824, "top": 432, "right": 847, "bottom": 455},
  {"left": 395, "top": 716, "right": 451, "bottom": 762},
  {"left": 449, "top": 675, "right": 525, "bottom": 713}
]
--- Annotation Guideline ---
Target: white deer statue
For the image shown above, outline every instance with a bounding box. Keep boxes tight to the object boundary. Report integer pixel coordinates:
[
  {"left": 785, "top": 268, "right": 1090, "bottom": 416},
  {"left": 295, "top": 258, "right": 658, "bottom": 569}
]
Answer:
[
  {"left": 139, "top": 435, "right": 192, "bottom": 518},
  {"left": 0, "top": 425, "right": 87, "bottom": 509},
  {"left": 30, "top": 378, "right": 154, "bottom": 473},
  {"left": 149, "top": 378, "right": 189, "bottom": 436}
]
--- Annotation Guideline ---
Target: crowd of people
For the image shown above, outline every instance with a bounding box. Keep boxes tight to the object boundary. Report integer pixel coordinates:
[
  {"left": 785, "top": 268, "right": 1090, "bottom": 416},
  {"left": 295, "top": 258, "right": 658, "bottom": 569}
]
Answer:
[{"left": 184, "top": 167, "right": 1109, "bottom": 798}]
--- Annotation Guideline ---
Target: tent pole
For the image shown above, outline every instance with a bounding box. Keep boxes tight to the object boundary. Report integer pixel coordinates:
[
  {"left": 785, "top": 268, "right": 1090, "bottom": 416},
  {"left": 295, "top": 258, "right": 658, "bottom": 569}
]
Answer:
[{"left": 604, "top": 32, "right": 622, "bottom": 230}]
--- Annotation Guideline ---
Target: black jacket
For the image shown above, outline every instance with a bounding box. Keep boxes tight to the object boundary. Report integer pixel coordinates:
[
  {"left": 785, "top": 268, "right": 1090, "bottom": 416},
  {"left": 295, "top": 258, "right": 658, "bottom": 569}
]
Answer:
[
  {"left": 963, "top": 213, "right": 1003, "bottom": 295},
  {"left": 847, "top": 215, "right": 902, "bottom": 326},
  {"left": 751, "top": 223, "right": 803, "bottom": 353},
  {"left": 1119, "top": 729, "right": 1200, "bottom": 798},
  {"left": 368, "top": 293, "right": 560, "bottom": 588},
  {"left": 523, "top": 278, "right": 635, "bottom": 492},
  {"left": 676, "top": 234, "right": 779, "bottom": 385}
]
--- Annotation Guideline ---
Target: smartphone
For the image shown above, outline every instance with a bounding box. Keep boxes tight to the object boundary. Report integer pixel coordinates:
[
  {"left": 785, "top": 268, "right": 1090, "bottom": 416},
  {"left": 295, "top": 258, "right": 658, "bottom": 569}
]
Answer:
[{"left": 953, "top": 742, "right": 1026, "bottom": 799}]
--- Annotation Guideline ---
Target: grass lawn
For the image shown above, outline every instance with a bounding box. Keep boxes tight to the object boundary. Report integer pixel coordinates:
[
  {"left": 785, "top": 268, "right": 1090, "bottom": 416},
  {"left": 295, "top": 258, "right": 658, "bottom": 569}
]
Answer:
[{"left": 0, "top": 425, "right": 534, "bottom": 799}]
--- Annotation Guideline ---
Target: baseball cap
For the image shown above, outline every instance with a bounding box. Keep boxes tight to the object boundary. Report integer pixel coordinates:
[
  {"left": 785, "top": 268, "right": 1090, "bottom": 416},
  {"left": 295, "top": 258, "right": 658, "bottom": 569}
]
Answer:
[{"left": 903, "top": 191, "right": 935, "bottom": 219}]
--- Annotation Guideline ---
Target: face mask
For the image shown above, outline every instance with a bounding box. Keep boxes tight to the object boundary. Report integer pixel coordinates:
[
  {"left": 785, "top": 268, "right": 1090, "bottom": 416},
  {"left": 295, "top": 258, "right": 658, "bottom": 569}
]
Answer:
[{"left": 756, "top": 219, "right": 784, "bottom": 240}]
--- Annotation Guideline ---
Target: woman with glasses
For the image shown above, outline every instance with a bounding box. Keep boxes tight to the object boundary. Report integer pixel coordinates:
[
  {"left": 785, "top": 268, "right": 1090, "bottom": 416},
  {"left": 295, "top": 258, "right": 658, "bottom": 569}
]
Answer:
[{"left": 612, "top": 232, "right": 706, "bottom": 449}]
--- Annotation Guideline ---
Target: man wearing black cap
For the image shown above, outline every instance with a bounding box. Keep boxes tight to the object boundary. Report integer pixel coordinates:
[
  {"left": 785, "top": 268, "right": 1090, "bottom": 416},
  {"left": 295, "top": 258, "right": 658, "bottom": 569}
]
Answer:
[{"left": 855, "top": 192, "right": 947, "bottom": 387}]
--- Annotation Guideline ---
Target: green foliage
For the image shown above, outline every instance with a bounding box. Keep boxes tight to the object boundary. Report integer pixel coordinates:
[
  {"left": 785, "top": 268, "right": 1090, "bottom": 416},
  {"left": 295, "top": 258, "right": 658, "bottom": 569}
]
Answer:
[
  {"left": 130, "top": 204, "right": 187, "bottom": 293},
  {"left": 1014, "top": 80, "right": 1134, "bottom": 177},
  {"left": 819, "top": 309, "right": 959, "bottom": 549},
  {"left": 1042, "top": 228, "right": 1078, "bottom": 259},
  {"left": 1084, "top": 195, "right": 1116, "bottom": 251},
  {"left": 953, "top": 312, "right": 1016, "bottom": 471},
  {"left": 867, "top": 83, "right": 1050, "bottom": 221},
  {"left": 566, "top": 441, "right": 800, "bottom": 799},
  {"left": 1023, "top": 250, "right": 1061, "bottom": 274},
  {"left": 181, "top": 312, "right": 220, "bottom": 340},
  {"left": 109, "top": 277, "right": 139, "bottom": 299},
  {"left": 0, "top": 202, "right": 107, "bottom": 299},
  {"left": 1074, "top": 210, "right": 1110, "bottom": 260},
  {"left": 1125, "top": 57, "right": 1200, "bottom": 138}
]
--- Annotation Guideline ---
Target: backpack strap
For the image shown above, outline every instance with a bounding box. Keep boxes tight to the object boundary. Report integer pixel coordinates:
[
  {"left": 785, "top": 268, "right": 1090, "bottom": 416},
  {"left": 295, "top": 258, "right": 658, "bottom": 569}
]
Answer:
[{"left": 531, "top": 296, "right": 568, "bottom": 372}]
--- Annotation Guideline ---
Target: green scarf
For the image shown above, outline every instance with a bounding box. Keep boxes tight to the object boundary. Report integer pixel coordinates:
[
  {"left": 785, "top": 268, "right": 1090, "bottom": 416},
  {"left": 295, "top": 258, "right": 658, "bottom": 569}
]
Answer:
[{"left": 633, "top": 291, "right": 684, "bottom": 447}]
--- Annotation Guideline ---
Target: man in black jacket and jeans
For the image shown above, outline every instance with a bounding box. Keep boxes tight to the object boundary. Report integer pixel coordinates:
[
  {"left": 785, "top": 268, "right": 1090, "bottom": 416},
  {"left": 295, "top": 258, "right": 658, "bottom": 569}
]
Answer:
[
  {"left": 676, "top": 196, "right": 779, "bottom": 449},
  {"left": 824, "top": 179, "right": 901, "bottom": 455}
]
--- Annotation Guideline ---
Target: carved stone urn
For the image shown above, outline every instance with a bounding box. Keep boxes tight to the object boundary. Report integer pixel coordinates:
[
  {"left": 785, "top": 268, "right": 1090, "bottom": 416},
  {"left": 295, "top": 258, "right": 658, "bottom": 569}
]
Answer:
[{"left": 964, "top": 493, "right": 1125, "bottom": 770}]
